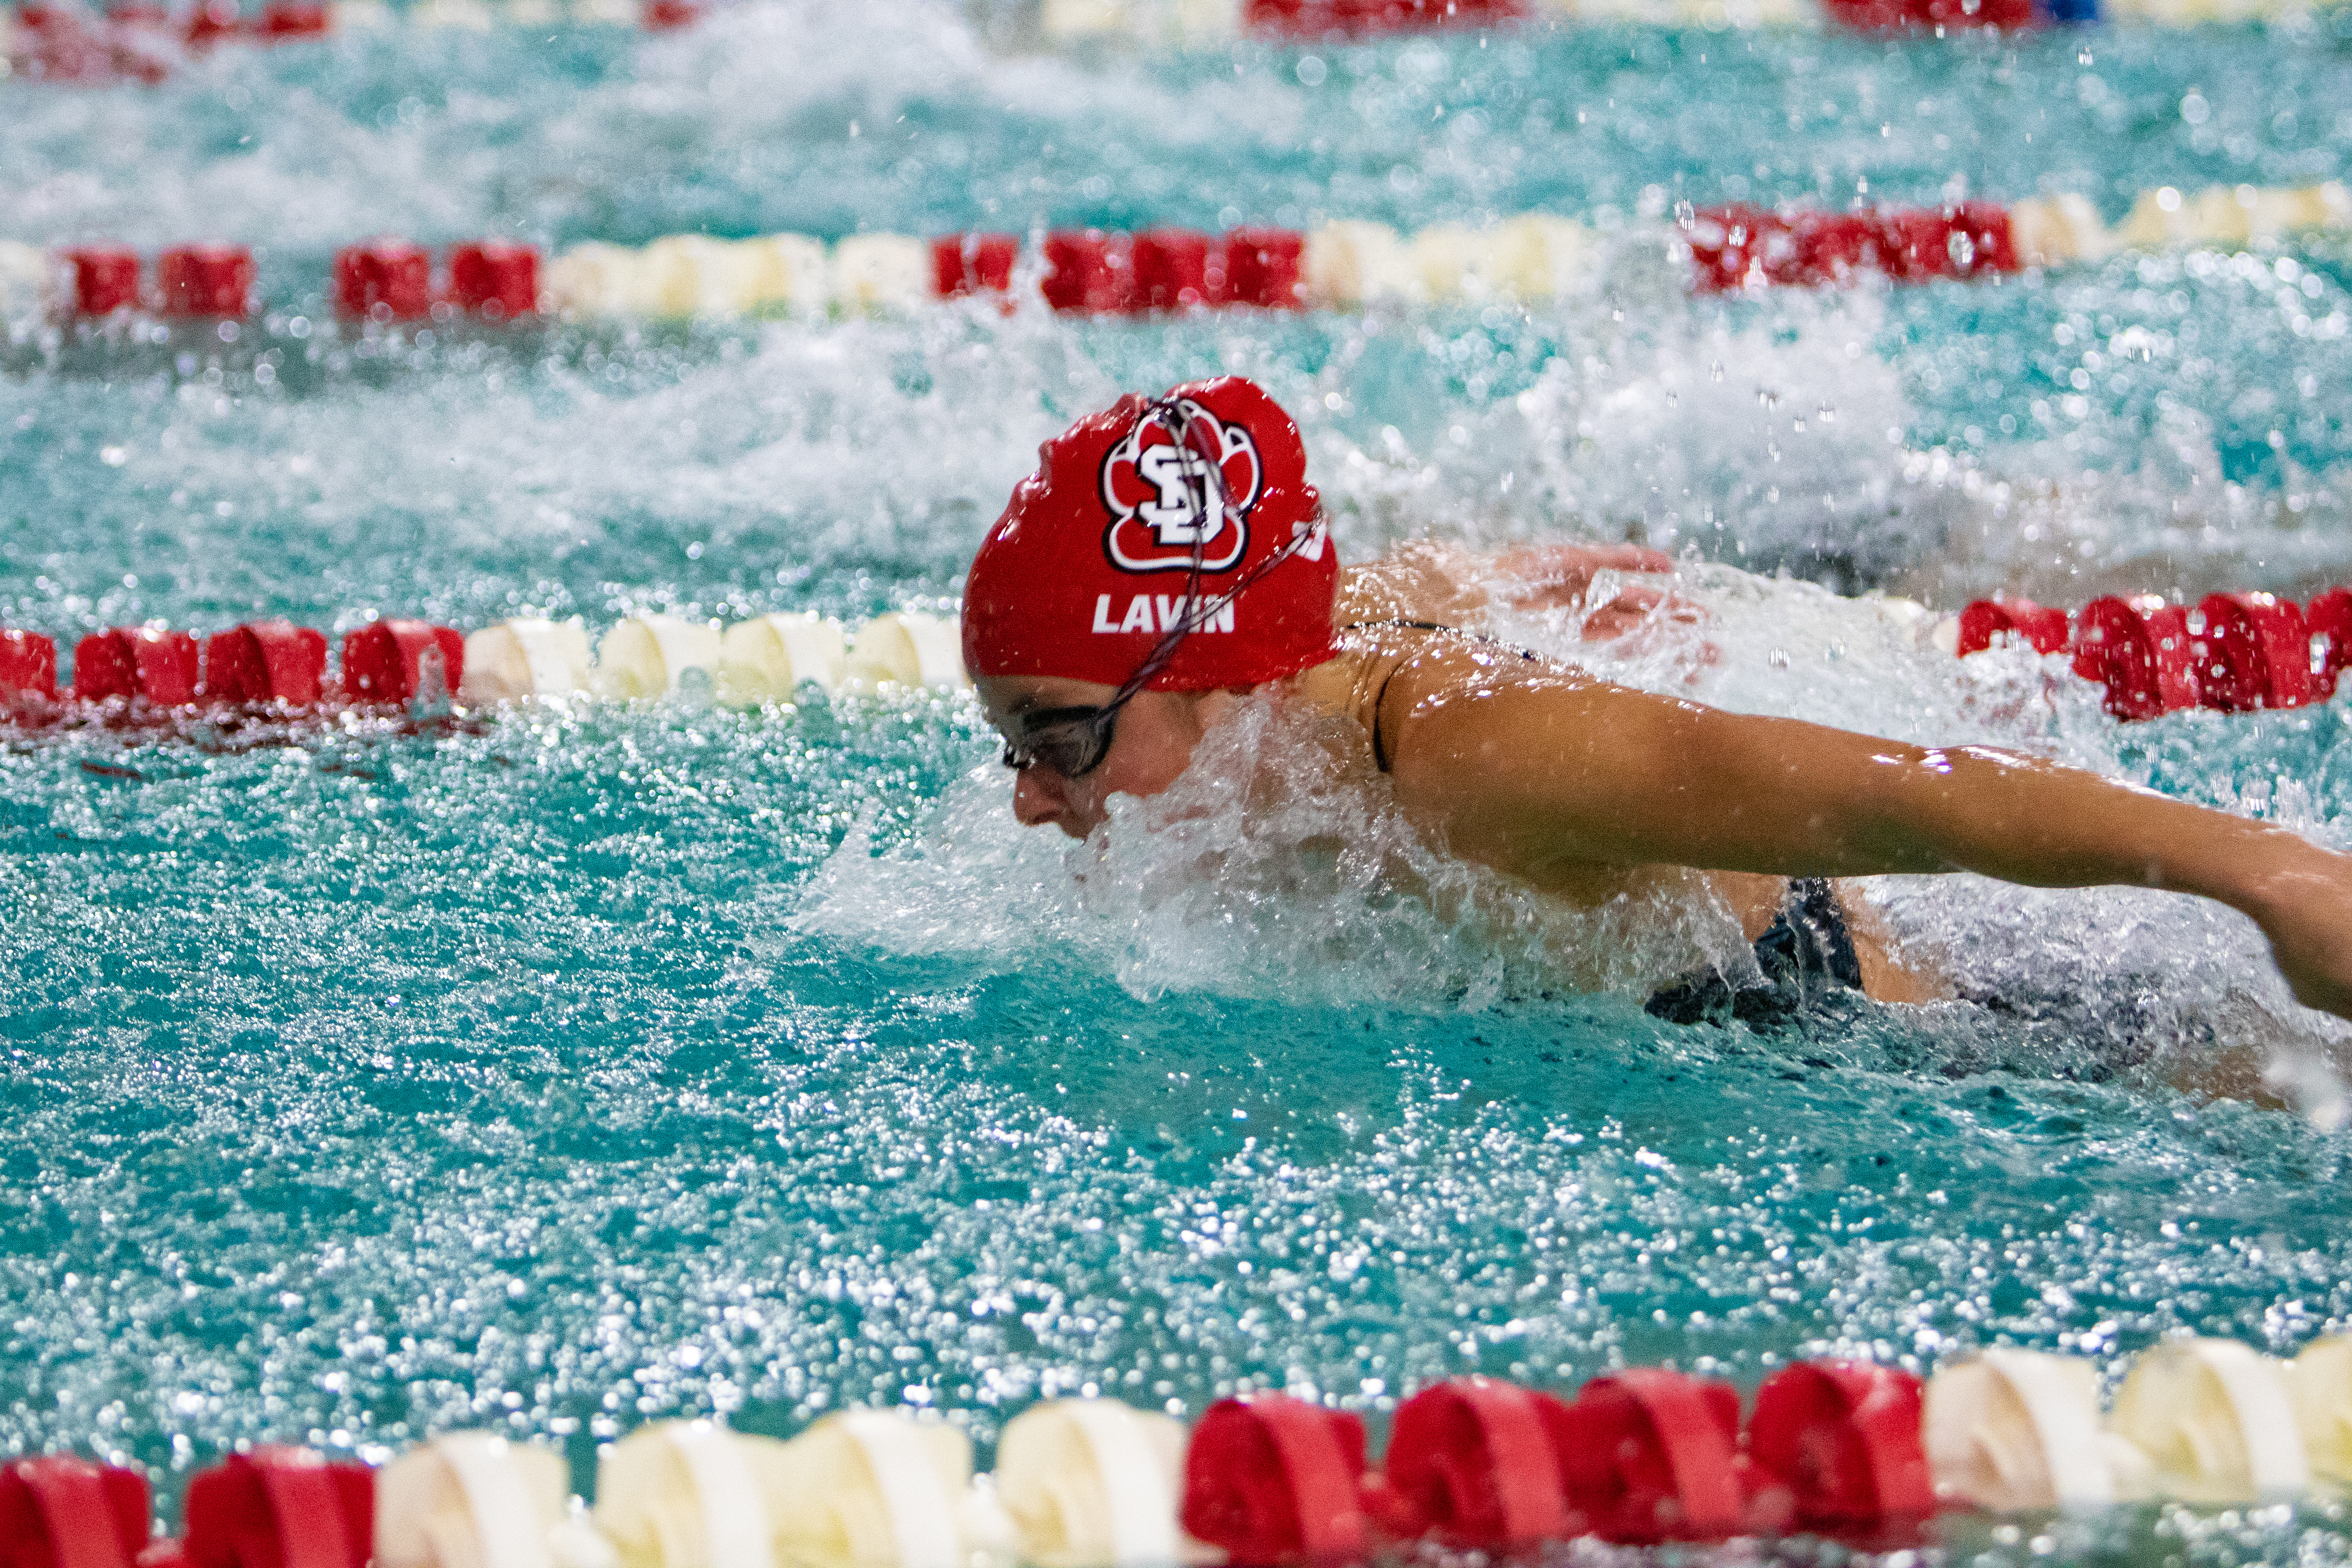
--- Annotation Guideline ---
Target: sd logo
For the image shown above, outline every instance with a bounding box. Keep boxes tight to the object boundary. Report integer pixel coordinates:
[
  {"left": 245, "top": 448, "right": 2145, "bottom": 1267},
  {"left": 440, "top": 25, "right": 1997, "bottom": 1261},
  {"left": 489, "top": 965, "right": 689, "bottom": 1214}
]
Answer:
[{"left": 1099, "top": 399, "right": 1263, "bottom": 574}]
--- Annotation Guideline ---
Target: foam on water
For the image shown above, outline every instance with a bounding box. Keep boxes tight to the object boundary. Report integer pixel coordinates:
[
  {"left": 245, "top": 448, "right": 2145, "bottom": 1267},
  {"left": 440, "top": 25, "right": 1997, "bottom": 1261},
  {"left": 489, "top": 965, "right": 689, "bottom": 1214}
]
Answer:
[
  {"left": 796, "top": 693, "right": 1757, "bottom": 1005},
  {"left": 10, "top": 254, "right": 2352, "bottom": 634}
]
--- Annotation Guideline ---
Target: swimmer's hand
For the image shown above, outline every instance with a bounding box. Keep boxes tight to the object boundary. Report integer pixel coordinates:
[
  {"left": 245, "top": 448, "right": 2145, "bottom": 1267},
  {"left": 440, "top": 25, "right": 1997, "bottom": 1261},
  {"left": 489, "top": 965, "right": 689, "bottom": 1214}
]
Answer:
[
  {"left": 1490, "top": 543, "right": 1715, "bottom": 667},
  {"left": 1340, "top": 539, "right": 1687, "bottom": 636},
  {"left": 1490, "top": 542, "right": 1674, "bottom": 623}
]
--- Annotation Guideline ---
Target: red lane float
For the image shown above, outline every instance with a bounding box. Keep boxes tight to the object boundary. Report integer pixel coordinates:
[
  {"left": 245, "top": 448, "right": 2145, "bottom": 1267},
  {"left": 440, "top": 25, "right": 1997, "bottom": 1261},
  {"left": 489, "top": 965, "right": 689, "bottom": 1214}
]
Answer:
[
  {"left": 5, "top": 618, "right": 458, "bottom": 718},
  {"left": 253, "top": 1, "right": 328, "bottom": 35},
  {"left": 2070, "top": 595, "right": 2168, "bottom": 720},
  {"left": 1223, "top": 227, "right": 1305, "bottom": 310},
  {"left": 1133, "top": 229, "right": 1220, "bottom": 312},
  {"left": 177, "top": 0, "right": 325, "bottom": 43},
  {"left": 1181, "top": 1395, "right": 1372, "bottom": 1566},
  {"left": 445, "top": 241, "right": 539, "bottom": 319},
  {"left": 957, "top": 227, "right": 1305, "bottom": 315},
  {"left": 1555, "top": 1368, "right": 1786, "bottom": 1543},
  {"left": 2308, "top": 588, "right": 2352, "bottom": 695},
  {"left": 1747, "top": 1362, "right": 1935, "bottom": 1534},
  {"left": 203, "top": 621, "right": 328, "bottom": 704},
  {"left": 333, "top": 241, "right": 433, "bottom": 323},
  {"left": 1956, "top": 597, "right": 2067, "bottom": 657},
  {"left": 1381, "top": 1378, "right": 1578, "bottom": 1548},
  {"left": 0, "top": 1456, "right": 151, "bottom": 1568},
  {"left": 2142, "top": 603, "right": 2204, "bottom": 710},
  {"left": 1042, "top": 230, "right": 1135, "bottom": 314},
  {"left": 0, "top": 631, "right": 59, "bottom": 706},
  {"left": 66, "top": 248, "right": 144, "bottom": 318},
  {"left": 342, "top": 620, "right": 464, "bottom": 704},
  {"left": 1958, "top": 587, "right": 2350, "bottom": 719},
  {"left": 1243, "top": 0, "right": 1527, "bottom": 33},
  {"left": 1819, "top": 0, "right": 2034, "bottom": 28},
  {"left": 1687, "top": 203, "right": 2018, "bottom": 293},
  {"left": 184, "top": 0, "right": 242, "bottom": 44},
  {"left": 1879, "top": 203, "right": 2017, "bottom": 280},
  {"left": 335, "top": 239, "right": 543, "bottom": 320},
  {"left": 2192, "top": 592, "right": 2312, "bottom": 712},
  {"left": 159, "top": 245, "right": 257, "bottom": 318},
  {"left": 57, "top": 240, "right": 541, "bottom": 323},
  {"left": 932, "top": 233, "right": 1020, "bottom": 300},
  {"left": 183, "top": 1449, "right": 372, "bottom": 1568},
  {"left": 73, "top": 627, "right": 200, "bottom": 705},
  {"left": 63, "top": 244, "right": 257, "bottom": 318}
]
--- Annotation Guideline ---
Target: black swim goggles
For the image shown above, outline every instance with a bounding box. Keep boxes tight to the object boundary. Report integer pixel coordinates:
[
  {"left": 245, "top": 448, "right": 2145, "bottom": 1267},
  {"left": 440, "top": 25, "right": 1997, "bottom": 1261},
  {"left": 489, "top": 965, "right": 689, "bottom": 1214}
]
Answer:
[{"left": 999, "top": 396, "right": 1322, "bottom": 780}]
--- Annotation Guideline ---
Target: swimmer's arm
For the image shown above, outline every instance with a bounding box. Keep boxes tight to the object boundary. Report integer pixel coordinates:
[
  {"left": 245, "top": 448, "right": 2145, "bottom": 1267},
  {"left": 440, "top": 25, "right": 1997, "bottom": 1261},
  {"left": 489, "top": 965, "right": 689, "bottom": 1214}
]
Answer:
[{"left": 1381, "top": 654, "right": 2352, "bottom": 1017}]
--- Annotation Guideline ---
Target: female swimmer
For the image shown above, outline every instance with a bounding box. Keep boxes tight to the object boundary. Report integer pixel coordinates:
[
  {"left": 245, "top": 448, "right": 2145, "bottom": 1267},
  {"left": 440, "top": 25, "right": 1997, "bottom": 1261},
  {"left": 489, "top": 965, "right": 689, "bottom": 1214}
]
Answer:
[{"left": 960, "top": 376, "right": 2352, "bottom": 1032}]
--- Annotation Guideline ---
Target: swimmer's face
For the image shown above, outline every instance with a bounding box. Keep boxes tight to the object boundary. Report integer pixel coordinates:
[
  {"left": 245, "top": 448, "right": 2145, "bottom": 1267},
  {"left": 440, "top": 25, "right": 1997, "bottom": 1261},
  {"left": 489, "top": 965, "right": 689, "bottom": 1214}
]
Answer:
[{"left": 976, "top": 675, "right": 1216, "bottom": 839}]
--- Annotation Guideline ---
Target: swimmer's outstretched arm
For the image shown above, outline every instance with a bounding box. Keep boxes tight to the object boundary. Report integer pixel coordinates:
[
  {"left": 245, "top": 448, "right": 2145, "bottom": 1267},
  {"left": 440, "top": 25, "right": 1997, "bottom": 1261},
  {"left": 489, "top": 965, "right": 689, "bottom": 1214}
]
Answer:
[{"left": 1375, "top": 645, "right": 2352, "bottom": 1022}]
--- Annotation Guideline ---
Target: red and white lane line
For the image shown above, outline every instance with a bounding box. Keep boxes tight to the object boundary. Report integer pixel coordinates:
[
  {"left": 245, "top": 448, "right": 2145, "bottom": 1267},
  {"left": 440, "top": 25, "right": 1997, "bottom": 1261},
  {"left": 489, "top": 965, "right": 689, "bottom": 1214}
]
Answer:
[
  {"left": 0, "top": 1338, "right": 2339, "bottom": 1568},
  {"left": 4, "top": 180, "right": 2343, "bottom": 330}
]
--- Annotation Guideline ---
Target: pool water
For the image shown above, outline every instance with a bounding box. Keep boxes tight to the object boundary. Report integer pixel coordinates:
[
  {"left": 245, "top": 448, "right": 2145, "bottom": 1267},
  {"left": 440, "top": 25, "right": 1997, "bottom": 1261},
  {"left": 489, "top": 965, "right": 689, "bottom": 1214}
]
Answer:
[{"left": 4, "top": 4, "right": 2352, "bottom": 1560}]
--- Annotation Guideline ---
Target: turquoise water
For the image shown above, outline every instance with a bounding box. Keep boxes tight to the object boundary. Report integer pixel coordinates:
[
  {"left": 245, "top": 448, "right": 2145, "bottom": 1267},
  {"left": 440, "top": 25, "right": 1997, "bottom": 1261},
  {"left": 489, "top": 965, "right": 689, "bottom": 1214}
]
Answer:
[{"left": 4, "top": 5, "right": 2352, "bottom": 1559}]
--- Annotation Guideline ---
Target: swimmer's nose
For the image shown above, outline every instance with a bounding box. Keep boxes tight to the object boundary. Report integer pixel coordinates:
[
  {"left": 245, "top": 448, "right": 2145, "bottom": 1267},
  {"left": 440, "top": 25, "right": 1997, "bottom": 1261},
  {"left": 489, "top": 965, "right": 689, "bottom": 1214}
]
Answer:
[{"left": 1012, "top": 768, "right": 1074, "bottom": 833}]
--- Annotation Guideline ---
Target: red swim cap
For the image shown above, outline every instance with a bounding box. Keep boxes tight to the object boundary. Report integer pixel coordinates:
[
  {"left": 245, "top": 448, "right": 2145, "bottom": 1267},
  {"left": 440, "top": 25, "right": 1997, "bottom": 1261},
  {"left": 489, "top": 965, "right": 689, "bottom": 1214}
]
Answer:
[{"left": 962, "top": 377, "right": 1340, "bottom": 691}]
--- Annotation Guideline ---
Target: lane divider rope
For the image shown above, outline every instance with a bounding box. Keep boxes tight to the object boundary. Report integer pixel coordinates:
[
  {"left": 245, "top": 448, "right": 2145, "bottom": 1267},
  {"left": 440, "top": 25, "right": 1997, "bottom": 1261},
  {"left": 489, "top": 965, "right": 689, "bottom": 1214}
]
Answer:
[
  {"left": 7, "top": 1340, "right": 2348, "bottom": 1568},
  {"left": 5, "top": 181, "right": 2346, "bottom": 330},
  {"left": 10, "top": 574, "right": 2352, "bottom": 723},
  {"left": 1946, "top": 585, "right": 2352, "bottom": 719},
  {"left": 0, "top": 610, "right": 971, "bottom": 721}
]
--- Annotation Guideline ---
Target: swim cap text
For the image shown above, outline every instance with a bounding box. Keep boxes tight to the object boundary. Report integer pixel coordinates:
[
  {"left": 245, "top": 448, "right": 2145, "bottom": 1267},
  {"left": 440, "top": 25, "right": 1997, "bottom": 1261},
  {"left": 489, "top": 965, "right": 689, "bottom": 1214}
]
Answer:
[{"left": 1091, "top": 594, "right": 1238, "bottom": 635}]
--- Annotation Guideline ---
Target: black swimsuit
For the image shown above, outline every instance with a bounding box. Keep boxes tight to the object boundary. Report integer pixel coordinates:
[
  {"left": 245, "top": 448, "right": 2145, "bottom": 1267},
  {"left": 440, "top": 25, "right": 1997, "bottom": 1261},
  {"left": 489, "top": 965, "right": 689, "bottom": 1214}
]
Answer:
[
  {"left": 1338, "top": 619, "right": 1864, "bottom": 1025},
  {"left": 1644, "top": 876, "right": 1865, "bottom": 1028}
]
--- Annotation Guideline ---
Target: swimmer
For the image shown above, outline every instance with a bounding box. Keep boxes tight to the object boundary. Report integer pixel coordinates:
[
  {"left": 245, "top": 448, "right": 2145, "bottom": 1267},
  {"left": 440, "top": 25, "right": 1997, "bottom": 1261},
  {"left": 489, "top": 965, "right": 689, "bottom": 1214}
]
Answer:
[{"left": 962, "top": 376, "right": 2352, "bottom": 1043}]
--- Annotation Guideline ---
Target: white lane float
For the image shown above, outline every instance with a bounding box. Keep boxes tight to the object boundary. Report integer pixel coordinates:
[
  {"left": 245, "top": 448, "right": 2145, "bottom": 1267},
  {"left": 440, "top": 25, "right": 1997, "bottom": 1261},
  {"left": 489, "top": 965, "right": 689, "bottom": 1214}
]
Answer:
[
  {"left": 1299, "top": 217, "right": 1600, "bottom": 308},
  {"left": 542, "top": 235, "right": 840, "bottom": 321},
  {"left": 544, "top": 245, "right": 668, "bottom": 319},
  {"left": 2006, "top": 194, "right": 2113, "bottom": 269},
  {"left": 769, "top": 1409, "right": 992, "bottom": 1568},
  {"left": 1923, "top": 1350, "right": 2151, "bottom": 1512},
  {"left": 2108, "top": 1338, "right": 2311, "bottom": 1505},
  {"left": 0, "top": 242, "right": 47, "bottom": 321},
  {"left": 845, "top": 612, "right": 969, "bottom": 692},
  {"left": 830, "top": 236, "right": 934, "bottom": 316},
  {"left": 2112, "top": 182, "right": 2351, "bottom": 253},
  {"left": 1299, "top": 222, "right": 1412, "bottom": 309},
  {"left": 424, "top": 612, "right": 876, "bottom": 704},
  {"left": 594, "top": 616, "right": 726, "bottom": 701},
  {"left": 643, "top": 237, "right": 775, "bottom": 320},
  {"left": 994, "top": 1399, "right": 1193, "bottom": 1568},
  {"left": 463, "top": 619, "right": 595, "bottom": 704},
  {"left": 596, "top": 1420, "right": 790, "bottom": 1568},
  {"left": 377, "top": 1433, "right": 617, "bottom": 1568},
  {"left": 716, "top": 613, "right": 847, "bottom": 704},
  {"left": 2287, "top": 1336, "right": 2352, "bottom": 1485},
  {"left": 1038, "top": 0, "right": 1244, "bottom": 43},
  {"left": 1403, "top": 216, "right": 1596, "bottom": 306}
]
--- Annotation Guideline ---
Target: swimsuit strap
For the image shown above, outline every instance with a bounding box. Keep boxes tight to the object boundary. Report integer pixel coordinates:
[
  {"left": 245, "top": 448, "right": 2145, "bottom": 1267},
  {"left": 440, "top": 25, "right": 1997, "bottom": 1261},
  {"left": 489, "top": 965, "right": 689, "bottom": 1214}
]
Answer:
[{"left": 1337, "top": 619, "right": 1540, "bottom": 774}]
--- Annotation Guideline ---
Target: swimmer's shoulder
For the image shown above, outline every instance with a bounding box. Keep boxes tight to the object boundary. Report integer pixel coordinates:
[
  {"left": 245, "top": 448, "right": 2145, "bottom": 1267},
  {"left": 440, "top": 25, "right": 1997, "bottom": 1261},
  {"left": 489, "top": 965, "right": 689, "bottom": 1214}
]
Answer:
[{"left": 1291, "top": 615, "right": 1559, "bottom": 764}]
